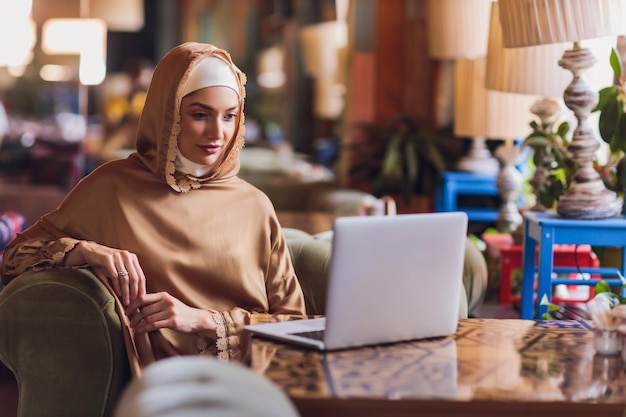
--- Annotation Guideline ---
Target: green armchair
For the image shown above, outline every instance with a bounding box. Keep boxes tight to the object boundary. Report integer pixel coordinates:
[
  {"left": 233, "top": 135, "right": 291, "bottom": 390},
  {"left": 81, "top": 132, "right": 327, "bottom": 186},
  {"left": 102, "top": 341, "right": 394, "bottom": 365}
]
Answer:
[
  {"left": 0, "top": 227, "right": 486, "bottom": 417},
  {"left": 0, "top": 267, "right": 130, "bottom": 417}
]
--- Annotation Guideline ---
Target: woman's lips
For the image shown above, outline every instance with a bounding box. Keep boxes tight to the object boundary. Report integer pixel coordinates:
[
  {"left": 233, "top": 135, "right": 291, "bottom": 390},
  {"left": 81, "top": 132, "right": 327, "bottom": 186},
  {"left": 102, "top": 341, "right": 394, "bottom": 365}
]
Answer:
[{"left": 198, "top": 144, "right": 221, "bottom": 154}]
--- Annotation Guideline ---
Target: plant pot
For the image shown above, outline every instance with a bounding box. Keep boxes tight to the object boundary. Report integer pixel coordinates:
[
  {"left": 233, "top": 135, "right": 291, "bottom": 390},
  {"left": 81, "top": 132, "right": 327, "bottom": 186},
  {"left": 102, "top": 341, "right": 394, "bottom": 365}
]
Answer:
[{"left": 394, "top": 194, "right": 433, "bottom": 214}]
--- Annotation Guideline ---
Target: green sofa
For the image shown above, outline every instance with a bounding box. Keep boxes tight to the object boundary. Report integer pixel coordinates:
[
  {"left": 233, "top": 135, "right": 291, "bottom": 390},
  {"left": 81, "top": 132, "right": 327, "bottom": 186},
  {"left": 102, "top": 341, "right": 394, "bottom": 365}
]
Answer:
[{"left": 0, "top": 227, "right": 486, "bottom": 417}]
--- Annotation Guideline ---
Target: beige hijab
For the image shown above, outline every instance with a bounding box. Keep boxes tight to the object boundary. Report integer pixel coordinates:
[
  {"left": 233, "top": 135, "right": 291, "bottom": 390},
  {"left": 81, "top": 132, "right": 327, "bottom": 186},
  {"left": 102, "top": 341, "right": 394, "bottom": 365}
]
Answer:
[{"left": 135, "top": 42, "right": 247, "bottom": 192}]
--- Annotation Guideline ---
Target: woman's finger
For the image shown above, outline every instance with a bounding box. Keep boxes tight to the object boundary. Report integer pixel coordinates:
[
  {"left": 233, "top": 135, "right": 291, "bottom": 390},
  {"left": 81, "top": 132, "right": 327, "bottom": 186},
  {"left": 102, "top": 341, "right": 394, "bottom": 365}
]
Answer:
[
  {"left": 115, "top": 264, "right": 131, "bottom": 306},
  {"left": 126, "top": 258, "right": 146, "bottom": 303}
]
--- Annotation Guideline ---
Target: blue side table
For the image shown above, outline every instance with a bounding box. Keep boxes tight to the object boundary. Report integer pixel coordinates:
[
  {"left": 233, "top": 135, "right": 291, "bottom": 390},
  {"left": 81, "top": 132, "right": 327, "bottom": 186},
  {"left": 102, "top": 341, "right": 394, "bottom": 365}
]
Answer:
[
  {"left": 435, "top": 171, "right": 500, "bottom": 222},
  {"left": 521, "top": 211, "right": 626, "bottom": 319}
]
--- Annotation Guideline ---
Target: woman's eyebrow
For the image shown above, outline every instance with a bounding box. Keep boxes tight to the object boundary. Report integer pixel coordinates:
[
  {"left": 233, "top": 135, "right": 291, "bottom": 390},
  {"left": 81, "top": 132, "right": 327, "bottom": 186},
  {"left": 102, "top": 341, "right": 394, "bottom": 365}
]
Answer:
[{"left": 187, "top": 102, "right": 238, "bottom": 112}]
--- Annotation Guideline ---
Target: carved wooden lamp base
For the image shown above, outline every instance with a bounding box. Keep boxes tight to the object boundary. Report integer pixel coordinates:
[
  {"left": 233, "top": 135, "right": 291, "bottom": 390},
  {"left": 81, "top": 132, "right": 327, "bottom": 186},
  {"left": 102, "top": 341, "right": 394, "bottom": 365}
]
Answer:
[
  {"left": 495, "top": 143, "right": 523, "bottom": 233},
  {"left": 557, "top": 189, "right": 622, "bottom": 219},
  {"left": 555, "top": 43, "right": 622, "bottom": 219}
]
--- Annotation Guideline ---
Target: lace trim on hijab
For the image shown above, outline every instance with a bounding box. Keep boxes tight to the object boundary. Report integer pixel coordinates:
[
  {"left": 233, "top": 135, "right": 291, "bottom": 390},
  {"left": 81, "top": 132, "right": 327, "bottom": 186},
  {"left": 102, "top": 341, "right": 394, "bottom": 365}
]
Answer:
[
  {"left": 165, "top": 50, "right": 248, "bottom": 193},
  {"left": 165, "top": 54, "right": 201, "bottom": 193},
  {"left": 213, "top": 66, "right": 247, "bottom": 178}
]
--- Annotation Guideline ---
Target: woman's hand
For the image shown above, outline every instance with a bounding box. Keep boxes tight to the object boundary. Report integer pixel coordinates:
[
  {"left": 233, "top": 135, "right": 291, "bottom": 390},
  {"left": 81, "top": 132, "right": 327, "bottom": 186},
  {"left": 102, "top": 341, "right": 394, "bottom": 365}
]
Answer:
[
  {"left": 64, "top": 240, "right": 146, "bottom": 307},
  {"left": 124, "top": 292, "right": 218, "bottom": 338}
]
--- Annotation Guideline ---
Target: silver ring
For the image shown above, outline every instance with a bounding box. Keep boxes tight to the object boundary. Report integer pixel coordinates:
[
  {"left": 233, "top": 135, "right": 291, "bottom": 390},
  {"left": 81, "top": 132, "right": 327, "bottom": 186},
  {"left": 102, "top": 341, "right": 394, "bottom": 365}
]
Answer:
[{"left": 117, "top": 270, "right": 129, "bottom": 277}]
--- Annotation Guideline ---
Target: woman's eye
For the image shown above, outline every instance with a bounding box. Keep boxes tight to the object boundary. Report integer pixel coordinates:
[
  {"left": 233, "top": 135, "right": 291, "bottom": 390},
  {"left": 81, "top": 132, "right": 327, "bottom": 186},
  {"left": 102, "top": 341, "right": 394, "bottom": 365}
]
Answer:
[
  {"left": 193, "top": 112, "right": 208, "bottom": 119},
  {"left": 224, "top": 113, "right": 236, "bottom": 121}
]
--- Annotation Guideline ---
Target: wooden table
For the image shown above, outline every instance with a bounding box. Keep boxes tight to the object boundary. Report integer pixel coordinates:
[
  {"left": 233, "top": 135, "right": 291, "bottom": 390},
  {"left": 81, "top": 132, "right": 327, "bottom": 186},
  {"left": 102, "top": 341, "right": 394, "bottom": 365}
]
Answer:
[{"left": 247, "top": 318, "right": 626, "bottom": 417}]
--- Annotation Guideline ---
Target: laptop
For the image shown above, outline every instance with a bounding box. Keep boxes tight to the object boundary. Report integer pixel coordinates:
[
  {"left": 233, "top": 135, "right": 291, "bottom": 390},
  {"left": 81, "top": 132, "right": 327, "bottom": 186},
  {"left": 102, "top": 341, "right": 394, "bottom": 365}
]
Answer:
[{"left": 244, "top": 211, "right": 468, "bottom": 351}]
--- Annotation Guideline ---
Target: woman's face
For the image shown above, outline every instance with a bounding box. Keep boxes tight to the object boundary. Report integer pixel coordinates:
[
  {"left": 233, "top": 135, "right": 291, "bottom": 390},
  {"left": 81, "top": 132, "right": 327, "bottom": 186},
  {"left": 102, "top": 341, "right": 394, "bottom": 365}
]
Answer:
[{"left": 178, "top": 86, "right": 239, "bottom": 172}]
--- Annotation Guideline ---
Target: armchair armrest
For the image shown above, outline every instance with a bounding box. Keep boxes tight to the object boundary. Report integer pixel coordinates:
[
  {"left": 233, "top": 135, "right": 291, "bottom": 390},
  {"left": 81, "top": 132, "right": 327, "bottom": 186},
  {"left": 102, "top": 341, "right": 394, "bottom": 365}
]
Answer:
[{"left": 0, "top": 268, "right": 130, "bottom": 417}]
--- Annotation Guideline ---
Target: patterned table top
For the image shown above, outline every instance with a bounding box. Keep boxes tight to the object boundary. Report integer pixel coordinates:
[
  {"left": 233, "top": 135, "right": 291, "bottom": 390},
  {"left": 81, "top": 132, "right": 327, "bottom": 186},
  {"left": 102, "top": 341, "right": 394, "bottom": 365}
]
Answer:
[{"left": 248, "top": 318, "right": 626, "bottom": 407}]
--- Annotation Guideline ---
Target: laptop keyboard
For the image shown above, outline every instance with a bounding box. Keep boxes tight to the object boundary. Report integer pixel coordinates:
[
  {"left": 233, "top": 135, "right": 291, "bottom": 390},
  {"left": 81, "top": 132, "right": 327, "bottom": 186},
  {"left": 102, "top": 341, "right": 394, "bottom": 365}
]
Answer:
[{"left": 289, "top": 329, "right": 325, "bottom": 341}]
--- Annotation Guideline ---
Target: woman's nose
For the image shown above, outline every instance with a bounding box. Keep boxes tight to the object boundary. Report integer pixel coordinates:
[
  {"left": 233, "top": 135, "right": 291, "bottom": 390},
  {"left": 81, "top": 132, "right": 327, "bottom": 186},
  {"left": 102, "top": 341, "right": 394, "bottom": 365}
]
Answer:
[{"left": 205, "top": 118, "right": 222, "bottom": 138}]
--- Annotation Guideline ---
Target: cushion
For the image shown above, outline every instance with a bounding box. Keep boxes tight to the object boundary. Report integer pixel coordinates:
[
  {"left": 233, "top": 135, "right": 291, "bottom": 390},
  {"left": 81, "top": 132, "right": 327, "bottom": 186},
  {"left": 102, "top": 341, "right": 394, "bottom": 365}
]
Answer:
[{"left": 0, "top": 211, "right": 25, "bottom": 252}]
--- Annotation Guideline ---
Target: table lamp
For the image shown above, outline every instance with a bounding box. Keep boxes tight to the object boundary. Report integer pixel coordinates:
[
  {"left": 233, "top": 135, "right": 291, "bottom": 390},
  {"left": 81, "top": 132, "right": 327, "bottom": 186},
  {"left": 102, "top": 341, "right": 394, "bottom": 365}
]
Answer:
[
  {"left": 455, "top": 57, "right": 537, "bottom": 232},
  {"left": 485, "top": 1, "right": 615, "bottom": 212},
  {"left": 300, "top": 20, "right": 348, "bottom": 120},
  {"left": 0, "top": 0, "right": 36, "bottom": 72},
  {"left": 42, "top": 17, "right": 107, "bottom": 125},
  {"left": 425, "top": 0, "right": 498, "bottom": 175},
  {"left": 498, "top": 0, "right": 626, "bottom": 219}
]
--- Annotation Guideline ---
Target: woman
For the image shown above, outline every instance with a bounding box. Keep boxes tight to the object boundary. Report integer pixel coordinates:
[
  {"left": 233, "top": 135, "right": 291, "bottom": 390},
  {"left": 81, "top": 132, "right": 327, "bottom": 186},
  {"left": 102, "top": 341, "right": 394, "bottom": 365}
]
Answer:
[{"left": 0, "top": 43, "right": 306, "bottom": 371}]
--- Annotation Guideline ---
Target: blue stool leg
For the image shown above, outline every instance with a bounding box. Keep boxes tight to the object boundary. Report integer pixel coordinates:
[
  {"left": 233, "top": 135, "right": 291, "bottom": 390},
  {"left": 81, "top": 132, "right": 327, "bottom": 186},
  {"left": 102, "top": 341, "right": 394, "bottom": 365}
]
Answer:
[
  {"left": 622, "top": 246, "right": 626, "bottom": 298},
  {"left": 444, "top": 182, "right": 456, "bottom": 212},
  {"left": 521, "top": 219, "right": 536, "bottom": 319},
  {"left": 536, "top": 227, "right": 556, "bottom": 319}
]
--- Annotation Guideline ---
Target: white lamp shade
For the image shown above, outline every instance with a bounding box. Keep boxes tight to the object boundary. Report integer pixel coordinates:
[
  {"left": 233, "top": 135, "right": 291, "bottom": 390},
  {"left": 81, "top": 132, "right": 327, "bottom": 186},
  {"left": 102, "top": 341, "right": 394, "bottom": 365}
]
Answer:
[
  {"left": 32, "top": 0, "right": 143, "bottom": 32},
  {"left": 39, "top": 64, "right": 75, "bottom": 82},
  {"left": 0, "top": 19, "right": 36, "bottom": 67},
  {"left": 257, "top": 46, "right": 286, "bottom": 89},
  {"left": 90, "top": 0, "right": 144, "bottom": 32},
  {"left": 455, "top": 58, "right": 537, "bottom": 139},
  {"left": 425, "top": 0, "right": 493, "bottom": 59},
  {"left": 486, "top": 2, "right": 616, "bottom": 97},
  {"left": 498, "top": 0, "right": 626, "bottom": 48},
  {"left": 42, "top": 18, "right": 107, "bottom": 85},
  {"left": 300, "top": 20, "right": 347, "bottom": 79},
  {"left": 42, "top": 18, "right": 107, "bottom": 55},
  {"left": 79, "top": 49, "right": 106, "bottom": 85},
  {"left": 0, "top": 0, "right": 36, "bottom": 67}
]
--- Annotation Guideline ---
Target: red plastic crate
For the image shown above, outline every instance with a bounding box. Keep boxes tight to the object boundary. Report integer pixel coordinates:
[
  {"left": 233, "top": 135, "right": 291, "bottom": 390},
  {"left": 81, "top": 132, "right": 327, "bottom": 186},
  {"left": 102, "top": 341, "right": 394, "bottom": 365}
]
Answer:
[{"left": 482, "top": 233, "right": 599, "bottom": 305}]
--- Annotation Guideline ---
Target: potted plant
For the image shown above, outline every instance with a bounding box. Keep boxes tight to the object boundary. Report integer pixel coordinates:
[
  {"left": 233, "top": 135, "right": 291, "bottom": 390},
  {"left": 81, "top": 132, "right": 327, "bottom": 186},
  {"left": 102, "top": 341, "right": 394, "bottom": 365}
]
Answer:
[
  {"left": 521, "top": 108, "right": 571, "bottom": 211},
  {"left": 348, "top": 114, "right": 460, "bottom": 211},
  {"left": 594, "top": 47, "right": 626, "bottom": 196}
]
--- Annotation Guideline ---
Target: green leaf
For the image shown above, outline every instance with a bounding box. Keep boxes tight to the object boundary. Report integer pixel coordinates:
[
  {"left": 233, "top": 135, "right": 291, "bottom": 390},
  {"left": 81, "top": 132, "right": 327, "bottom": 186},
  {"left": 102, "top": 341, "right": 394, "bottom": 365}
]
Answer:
[
  {"left": 539, "top": 190, "right": 555, "bottom": 209},
  {"left": 380, "top": 155, "right": 400, "bottom": 181},
  {"left": 616, "top": 156, "right": 626, "bottom": 193},
  {"left": 547, "top": 303, "right": 560, "bottom": 312},
  {"left": 404, "top": 139, "right": 418, "bottom": 191},
  {"left": 524, "top": 135, "right": 552, "bottom": 149},
  {"left": 599, "top": 98, "right": 621, "bottom": 143},
  {"left": 378, "top": 153, "right": 402, "bottom": 192},
  {"left": 610, "top": 47, "right": 623, "bottom": 79},
  {"left": 550, "top": 178, "right": 565, "bottom": 196},
  {"left": 594, "top": 280, "right": 612, "bottom": 296},
  {"left": 594, "top": 86, "right": 620, "bottom": 112},
  {"left": 556, "top": 121, "right": 570, "bottom": 140},
  {"left": 424, "top": 141, "right": 447, "bottom": 173},
  {"left": 613, "top": 110, "right": 626, "bottom": 154}
]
